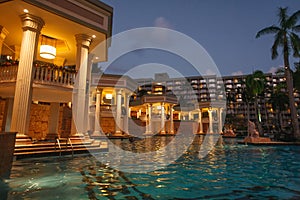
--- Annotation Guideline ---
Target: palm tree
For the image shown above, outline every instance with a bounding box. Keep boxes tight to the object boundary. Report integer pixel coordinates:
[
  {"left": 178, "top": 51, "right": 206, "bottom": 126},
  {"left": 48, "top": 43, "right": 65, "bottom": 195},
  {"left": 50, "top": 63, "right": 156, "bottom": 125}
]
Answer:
[
  {"left": 245, "top": 70, "right": 266, "bottom": 135},
  {"left": 269, "top": 83, "right": 289, "bottom": 134},
  {"left": 256, "top": 7, "right": 300, "bottom": 139}
]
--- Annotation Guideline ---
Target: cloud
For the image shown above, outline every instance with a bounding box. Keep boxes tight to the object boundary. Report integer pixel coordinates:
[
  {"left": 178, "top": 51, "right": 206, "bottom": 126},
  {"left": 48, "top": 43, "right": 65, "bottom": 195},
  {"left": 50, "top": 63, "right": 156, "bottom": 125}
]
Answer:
[
  {"left": 204, "top": 69, "right": 216, "bottom": 75},
  {"left": 154, "top": 17, "right": 173, "bottom": 29},
  {"left": 268, "top": 66, "right": 284, "bottom": 74},
  {"left": 231, "top": 70, "right": 243, "bottom": 76}
]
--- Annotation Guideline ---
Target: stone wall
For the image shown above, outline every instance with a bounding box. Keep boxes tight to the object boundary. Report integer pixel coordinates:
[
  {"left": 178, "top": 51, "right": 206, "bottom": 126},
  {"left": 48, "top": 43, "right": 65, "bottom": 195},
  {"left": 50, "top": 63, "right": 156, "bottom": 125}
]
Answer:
[
  {"left": 28, "top": 103, "right": 50, "bottom": 140},
  {"left": 0, "top": 100, "right": 5, "bottom": 132},
  {"left": 100, "top": 117, "right": 115, "bottom": 134},
  {"left": 0, "top": 132, "right": 16, "bottom": 179}
]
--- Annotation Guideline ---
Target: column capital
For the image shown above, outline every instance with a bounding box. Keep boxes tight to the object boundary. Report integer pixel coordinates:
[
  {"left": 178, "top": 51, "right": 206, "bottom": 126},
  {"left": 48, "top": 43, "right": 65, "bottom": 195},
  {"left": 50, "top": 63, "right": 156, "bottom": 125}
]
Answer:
[
  {"left": 20, "top": 13, "right": 44, "bottom": 33},
  {"left": 96, "top": 87, "right": 103, "bottom": 93},
  {"left": 75, "top": 34, "right": 92, "bottom": 49}
]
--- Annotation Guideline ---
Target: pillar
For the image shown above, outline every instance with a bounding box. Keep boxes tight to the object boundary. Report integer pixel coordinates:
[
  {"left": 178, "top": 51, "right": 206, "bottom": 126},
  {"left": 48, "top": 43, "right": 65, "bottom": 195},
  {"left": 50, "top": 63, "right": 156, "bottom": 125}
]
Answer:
[
  {"left": 2, "top": 98, "right": 14, "bottom": 132},
  {"left": 160, "top": 103, "right": 166, "bottom": 134},
  {"left": 198, "top": 108, "right": 203, "bottom": 134},
  {"left": 0, "top": 26, "right": 9, "bottom": 56},
  {"left": 145, "top": 104, "right": 153, "bottom": 135},
  {"left": 93, "top": 88, "right": 102, "bottom": 136},
  {"left": 208, "top": 108, "right": 213, "bottom": 133},
  {"left": 218, "top": 108, "right": 223, "bottom": 134},
  {"left": 123, "top": 93, "right": 130, "bottom": 135},
  {"left": 188, "top": 111, "right": 192, "bottom": 120},
  {"left": 115, "top": 89, "right": 122, "bottom": 135},
  {"left": 73, "top": 34, "right": 92, "bottom": 136},
  {"left": 84, "top": 53, "right": 94, "bottom": 134},
  {"left": 170, "top": 105, "right": 174, "bottom": 134},
  {"left": 48, "top": 103, "right": 60, "bottom": 136},
  {"left": 10, "top": 14, "right": 44, "bottom": 135}
]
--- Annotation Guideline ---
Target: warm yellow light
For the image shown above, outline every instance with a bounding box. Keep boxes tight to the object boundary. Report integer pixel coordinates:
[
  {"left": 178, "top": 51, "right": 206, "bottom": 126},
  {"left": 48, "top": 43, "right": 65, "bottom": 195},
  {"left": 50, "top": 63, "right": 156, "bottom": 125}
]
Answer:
[
  {"left": 23, "top": 9, "right": 29, "bottom": 13},
  {"left": 105, "top": 93, "right": 112, "bottom": 99},
  {"left": 92, "top": 35, "right": 96, "bottom": 38},
  {"left": 40, "top": 35, "right": 57, "bottom": 59},
  {"left": 40, "top": 44, "right": 56, "bottom": 59}
]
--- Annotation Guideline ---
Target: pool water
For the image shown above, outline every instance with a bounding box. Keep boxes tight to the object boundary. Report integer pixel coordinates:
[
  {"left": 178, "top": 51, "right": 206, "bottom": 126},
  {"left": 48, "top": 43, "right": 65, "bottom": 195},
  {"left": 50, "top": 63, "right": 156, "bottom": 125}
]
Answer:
[{"left": 1, "top": 136, "right": 300, "bottom": 199}]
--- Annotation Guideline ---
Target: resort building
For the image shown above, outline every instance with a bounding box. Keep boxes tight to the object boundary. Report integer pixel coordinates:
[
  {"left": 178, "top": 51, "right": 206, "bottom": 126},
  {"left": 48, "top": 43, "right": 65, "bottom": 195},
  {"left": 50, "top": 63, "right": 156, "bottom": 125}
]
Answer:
[
  {"left": 0, "top": 0, "right": 113, "bottom": 144},
  {"left": 134, "top": 72, "right": 300, "bottom": 137},
  {"left": 0, "top": 1, "right": 299, "bottom": 152}
]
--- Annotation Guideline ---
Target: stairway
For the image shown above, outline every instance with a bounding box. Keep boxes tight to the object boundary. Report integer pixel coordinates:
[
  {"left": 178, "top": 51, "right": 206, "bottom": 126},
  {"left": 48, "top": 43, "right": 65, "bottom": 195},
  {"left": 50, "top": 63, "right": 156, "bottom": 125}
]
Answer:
[{"left": 14, "top": 135, "right": 108, "bottom": 160}]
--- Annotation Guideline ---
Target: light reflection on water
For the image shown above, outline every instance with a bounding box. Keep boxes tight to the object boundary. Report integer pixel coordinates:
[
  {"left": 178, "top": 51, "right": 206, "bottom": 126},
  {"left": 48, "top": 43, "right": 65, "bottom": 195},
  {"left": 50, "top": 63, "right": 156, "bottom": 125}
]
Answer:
[{"left": 1, "top": 135, "right": 300, "bottom": 199}]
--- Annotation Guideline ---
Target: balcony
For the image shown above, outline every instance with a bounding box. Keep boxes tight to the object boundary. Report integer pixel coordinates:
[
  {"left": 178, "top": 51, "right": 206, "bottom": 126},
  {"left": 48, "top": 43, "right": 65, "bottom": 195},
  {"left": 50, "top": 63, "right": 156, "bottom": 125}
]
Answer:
[{"left": 0, "top": 61, "right": 76, "bottom": 102}]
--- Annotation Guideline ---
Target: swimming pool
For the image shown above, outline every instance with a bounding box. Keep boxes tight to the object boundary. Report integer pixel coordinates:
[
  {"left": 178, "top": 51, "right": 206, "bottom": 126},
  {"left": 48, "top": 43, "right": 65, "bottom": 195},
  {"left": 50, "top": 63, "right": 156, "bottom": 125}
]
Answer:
[{"left": 1, "top": 136, "right": 300, "bottom": 199}]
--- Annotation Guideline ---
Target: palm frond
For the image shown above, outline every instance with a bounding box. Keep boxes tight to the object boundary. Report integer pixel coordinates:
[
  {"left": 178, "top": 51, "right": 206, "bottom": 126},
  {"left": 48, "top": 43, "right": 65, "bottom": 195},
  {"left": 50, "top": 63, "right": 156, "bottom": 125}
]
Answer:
[
  {"left": 287, "top": 10, "right": 300, "bottom": 28},
  {"left": 292, "top": 24, "right": 300, "bottom": 32},
  {"left": 290, "top": 32, "right": 300, "bottom": 57},
  {"left": 278, "top": 7, "right": 288, "bottom": 27},
  {"left": 271, "top": 34, "right": 282, "bottom": 59},
  {"left": 256, "top": 26, "right": 280, "bottom": 38}
]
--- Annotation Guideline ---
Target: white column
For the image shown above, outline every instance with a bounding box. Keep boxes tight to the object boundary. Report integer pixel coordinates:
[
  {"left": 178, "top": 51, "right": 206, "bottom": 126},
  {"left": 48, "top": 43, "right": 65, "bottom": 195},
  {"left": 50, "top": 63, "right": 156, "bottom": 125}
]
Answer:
[
  {"left": 145, "top": 106, "right": 148, "bottom": 133},
  {"left": 93, "top": 88, "right": 102, "bottom": 136},
  {"left": 160, "top": 103, "right": 166, "bottom": 134},
  {"left": 48, "top": 103, "right": 60, "bottom": 136},
  {"left": 0, "top": 26, "right": 9, "bottom": 56},
  {"left": 2, "top": 98, "right": 14, "bottom": 132},
  {"left": 145, "top": 104, "right": 153, "bottom": 135},
  {"left": 218, "top": 108, "right": 223, "bottom": 134},
  {"left": 85, "top": 53, "right": 94, "bottom": 134},
  {"left": 208, "top": 109, "right": 213, "bottom": 133},
  {"left": 123, "top": 93, "right": 130, "bottom": 135},
  {"left": 198, "top": 109, "right": 203, "bottom": 134},
  {"left": 170, "top": 105, "right": 174, "bottom": 134},
  {"left": 73, "top": 34, "right": 92, "bottom": 136},
  {"left": 10, "top": 14, "right": 44, "bottom": 135},
  {"left": 188, "top": 111, "right": 192, "bottom": 120},
  {"left": 115, "top": 89, "right": 122, "bottom": 135}
]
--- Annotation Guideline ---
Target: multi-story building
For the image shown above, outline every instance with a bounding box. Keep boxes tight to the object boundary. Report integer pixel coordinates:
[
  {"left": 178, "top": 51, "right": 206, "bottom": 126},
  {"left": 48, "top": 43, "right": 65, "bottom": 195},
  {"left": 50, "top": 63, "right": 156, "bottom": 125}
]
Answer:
[{"left": 134, "top": 72, "right": 300, "bottom": 137}]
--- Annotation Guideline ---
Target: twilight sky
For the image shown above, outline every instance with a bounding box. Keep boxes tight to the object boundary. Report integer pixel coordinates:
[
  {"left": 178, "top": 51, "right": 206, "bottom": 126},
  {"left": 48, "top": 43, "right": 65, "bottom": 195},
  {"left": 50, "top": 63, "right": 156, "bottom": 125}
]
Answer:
[{"left": 100, "top": 0, "right": 300, "bottom": 77}]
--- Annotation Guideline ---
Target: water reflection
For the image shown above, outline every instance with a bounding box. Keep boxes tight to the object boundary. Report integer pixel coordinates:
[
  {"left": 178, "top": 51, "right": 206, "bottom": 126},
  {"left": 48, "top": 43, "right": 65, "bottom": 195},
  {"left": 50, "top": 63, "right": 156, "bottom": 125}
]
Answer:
[{"left": 5, "top": 136, "right": 300, "bottom": 199}]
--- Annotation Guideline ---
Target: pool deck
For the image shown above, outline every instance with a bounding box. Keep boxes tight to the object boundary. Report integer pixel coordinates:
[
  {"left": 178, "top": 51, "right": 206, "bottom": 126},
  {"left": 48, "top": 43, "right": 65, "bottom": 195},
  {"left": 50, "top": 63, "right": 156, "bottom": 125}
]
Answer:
[{"left": 237, "top": 140, "right": 300, "bottom": 146}]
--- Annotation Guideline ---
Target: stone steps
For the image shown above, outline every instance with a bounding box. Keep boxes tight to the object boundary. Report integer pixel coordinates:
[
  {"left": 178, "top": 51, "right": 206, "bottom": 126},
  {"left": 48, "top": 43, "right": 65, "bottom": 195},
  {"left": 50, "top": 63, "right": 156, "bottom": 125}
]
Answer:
[{"left": 13, "top": 136, "right": 108, "bottom": 160}]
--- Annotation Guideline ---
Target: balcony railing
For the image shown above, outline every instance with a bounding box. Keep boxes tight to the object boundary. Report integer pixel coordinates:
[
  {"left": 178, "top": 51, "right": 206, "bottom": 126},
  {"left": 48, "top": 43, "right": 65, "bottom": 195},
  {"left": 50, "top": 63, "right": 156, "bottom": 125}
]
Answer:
[
  {"left": 0, "top": 64, "right": 76, "bottom": 88},
  {"left": 34, "top": 65, "right": 75, "bottom": 87}
]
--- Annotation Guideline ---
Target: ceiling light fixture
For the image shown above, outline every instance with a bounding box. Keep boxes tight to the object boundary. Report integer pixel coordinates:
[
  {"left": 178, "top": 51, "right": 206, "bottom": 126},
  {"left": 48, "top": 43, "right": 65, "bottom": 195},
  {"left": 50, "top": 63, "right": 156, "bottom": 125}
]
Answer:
[{"left": 40, "top": 35, "right": 57, "bottom": 59}]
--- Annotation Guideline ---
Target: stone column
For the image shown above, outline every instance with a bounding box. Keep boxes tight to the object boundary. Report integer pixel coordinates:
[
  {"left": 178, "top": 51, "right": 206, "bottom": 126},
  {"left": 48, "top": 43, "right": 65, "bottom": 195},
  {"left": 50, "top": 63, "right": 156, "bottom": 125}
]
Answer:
[
  {"left": 10, "top": 14, "right": 44, "bottom": 135},
  {"left": 188, "top": 111, "right": 192, "bottom": 120},
  {"left": 123, "top": 93, "right": 130, "bottom": 135},
  {"left": 115, "top": 89, "right": 123, "bottom": 135},
  {"left": 208, "top": 108, "right": 213, "bottom": 133},
  {"left": 73, "top": 34, "right": 92, "bottom": 136},
  {"left": 48, "top": 103, "right": 60, "bottom": 137},
  {"left": 170, "top": 105, "right": 174, "bottom": 134},
  {"left": 2, "top": 98, "right": 14, "bottom": 132},
  {"left": 160, "top": 102, "right": 166, "bottom": 134},
  {"left": 198, "top": 108, "right": 203, "bottom": 134},
  {"left": 145, "top": 104, "right": 153, "bottom": 135},
  {"left": 93, "top": 88, "right": 102, "bottom": 136},
  {"left": 0, "top": 26, "right": 9, "bottom": 56},
  {"left": 218, "top": 108, "right": 223, "bottom": 134},
  {"left": 84, "top": 53, "right": 94, "bottom": 135}
]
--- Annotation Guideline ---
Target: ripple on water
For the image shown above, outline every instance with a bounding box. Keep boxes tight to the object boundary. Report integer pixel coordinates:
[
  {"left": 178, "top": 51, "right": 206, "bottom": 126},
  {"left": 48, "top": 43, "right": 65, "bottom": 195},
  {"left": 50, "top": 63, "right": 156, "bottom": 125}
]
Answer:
[{"left": 4, "top": 138, "right": 300, "bottom": 199}]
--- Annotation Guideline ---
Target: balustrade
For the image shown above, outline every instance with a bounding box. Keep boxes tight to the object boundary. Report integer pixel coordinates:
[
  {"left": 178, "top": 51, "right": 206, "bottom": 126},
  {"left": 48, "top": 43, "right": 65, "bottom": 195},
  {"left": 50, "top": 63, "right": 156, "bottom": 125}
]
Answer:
[{"left": 0, "top": 63, "right": 76, "bottom": 87}]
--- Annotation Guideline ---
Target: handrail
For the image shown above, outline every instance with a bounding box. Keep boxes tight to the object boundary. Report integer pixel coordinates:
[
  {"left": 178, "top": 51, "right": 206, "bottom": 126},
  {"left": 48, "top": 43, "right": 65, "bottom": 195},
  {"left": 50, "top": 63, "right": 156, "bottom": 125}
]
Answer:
[
  {"left": 0, "top": 64, "right": 76, "bottom": 87},
  {"left": 55, "top": 137, "right": 74, "bottom": 157}
]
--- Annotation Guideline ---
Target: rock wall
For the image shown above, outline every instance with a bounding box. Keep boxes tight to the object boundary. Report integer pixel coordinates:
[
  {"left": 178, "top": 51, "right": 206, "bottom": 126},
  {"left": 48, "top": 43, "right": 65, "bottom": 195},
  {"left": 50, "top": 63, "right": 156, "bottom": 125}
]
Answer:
[{"left": 28, "top": 103, "right": 50, "bottom": 140}]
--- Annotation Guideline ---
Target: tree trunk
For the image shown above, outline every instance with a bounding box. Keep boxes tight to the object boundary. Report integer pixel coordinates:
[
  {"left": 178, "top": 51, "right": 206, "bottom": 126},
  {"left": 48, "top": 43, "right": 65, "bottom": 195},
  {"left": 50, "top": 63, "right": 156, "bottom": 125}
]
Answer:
[
  {"left": 247, "top": 102, "right": 250, "bottom": 137},
  {"left": 283, "top": 39, "right": 300, "bottom": 140}
]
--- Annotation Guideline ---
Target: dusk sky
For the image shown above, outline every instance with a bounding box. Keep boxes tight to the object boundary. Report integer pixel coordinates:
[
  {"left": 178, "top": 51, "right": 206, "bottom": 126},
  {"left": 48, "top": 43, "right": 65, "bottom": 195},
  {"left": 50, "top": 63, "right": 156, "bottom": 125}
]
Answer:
[{"left": 100, "top": 0, "right": 300, "bottom": 77}]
